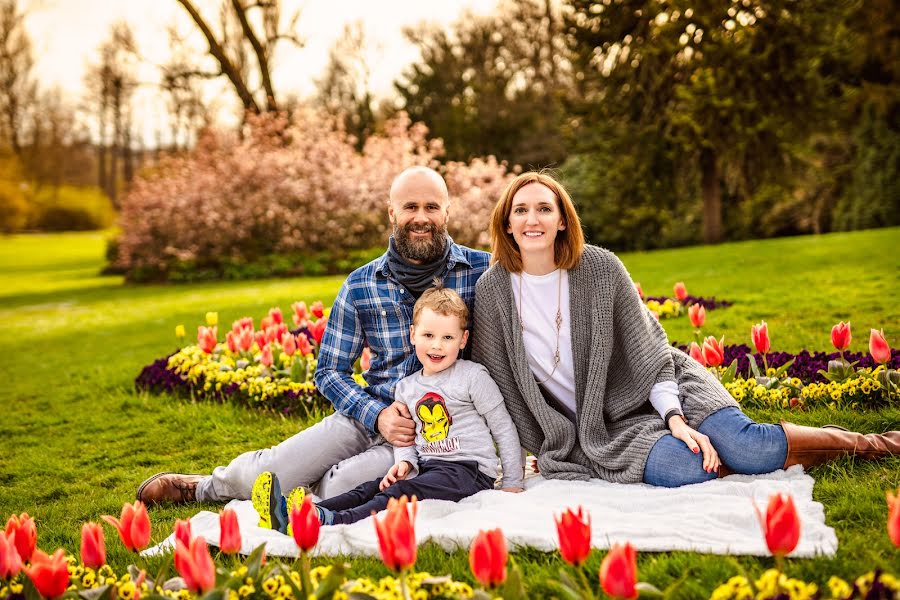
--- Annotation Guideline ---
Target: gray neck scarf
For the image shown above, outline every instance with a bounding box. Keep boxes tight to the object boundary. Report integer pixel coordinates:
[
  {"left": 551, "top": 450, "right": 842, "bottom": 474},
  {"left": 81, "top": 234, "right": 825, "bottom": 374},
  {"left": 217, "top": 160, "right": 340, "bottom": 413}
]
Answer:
[{"left": 386, "top": 235, "right": 452, "bottom": 297}]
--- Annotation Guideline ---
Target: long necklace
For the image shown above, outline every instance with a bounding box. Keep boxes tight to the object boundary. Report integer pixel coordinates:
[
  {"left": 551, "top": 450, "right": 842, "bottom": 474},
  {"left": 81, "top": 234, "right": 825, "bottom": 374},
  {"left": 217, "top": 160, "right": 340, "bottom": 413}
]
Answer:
[{"left": 518, "top": 269, "right": 563, "bottom": 385}]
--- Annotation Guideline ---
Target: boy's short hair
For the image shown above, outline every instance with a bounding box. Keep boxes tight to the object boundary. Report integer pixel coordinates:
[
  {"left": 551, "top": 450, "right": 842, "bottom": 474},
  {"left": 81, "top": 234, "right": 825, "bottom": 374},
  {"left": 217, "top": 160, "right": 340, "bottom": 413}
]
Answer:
[{"left": 412, "top": 281, "right": 469, "bottom": 330}]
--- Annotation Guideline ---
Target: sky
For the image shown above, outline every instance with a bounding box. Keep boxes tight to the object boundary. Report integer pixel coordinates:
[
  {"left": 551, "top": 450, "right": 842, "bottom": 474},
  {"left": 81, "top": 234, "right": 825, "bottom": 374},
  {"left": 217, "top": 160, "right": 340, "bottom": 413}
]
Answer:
[{"left": 21, "top": 0, "right": 500, "bottom": 144}]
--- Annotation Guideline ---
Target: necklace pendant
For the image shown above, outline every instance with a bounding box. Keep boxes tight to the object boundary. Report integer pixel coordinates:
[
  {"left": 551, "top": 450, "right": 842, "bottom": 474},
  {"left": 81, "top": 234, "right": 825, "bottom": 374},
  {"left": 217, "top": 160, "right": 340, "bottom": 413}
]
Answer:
[{"left": 555, "top": 309, "right": 563, "bottom": 330}]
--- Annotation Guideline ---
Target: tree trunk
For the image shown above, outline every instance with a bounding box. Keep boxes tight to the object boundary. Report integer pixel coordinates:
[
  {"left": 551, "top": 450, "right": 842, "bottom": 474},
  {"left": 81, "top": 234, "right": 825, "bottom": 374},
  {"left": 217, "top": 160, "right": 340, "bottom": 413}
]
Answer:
[{"left": 700, "top": 148, "right": 723, "bottom": 244}]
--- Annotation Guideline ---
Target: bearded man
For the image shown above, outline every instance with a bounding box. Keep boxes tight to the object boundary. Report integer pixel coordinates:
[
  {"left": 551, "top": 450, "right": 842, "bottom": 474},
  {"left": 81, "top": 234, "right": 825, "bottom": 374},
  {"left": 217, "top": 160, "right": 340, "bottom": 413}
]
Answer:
[{"left": 137, "top": 166, "right": 491, "bottom": 505}]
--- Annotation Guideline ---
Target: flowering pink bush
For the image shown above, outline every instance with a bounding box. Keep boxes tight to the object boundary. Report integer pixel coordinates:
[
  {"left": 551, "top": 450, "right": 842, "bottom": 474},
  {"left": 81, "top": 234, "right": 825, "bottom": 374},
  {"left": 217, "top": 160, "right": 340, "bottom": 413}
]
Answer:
[{"left": 115, "top": 111, "right": 513, "bottom": 282}]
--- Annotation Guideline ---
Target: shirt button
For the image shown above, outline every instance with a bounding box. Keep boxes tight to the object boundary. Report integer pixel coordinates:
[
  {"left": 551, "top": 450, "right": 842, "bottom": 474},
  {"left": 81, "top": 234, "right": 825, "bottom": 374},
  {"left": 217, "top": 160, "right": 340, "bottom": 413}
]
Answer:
[
  {"left": 381, "top": 310, "right": 386, "bottom": 316},
  {"left": 400, "top": 289, "right": 404, "bottom": 293}
]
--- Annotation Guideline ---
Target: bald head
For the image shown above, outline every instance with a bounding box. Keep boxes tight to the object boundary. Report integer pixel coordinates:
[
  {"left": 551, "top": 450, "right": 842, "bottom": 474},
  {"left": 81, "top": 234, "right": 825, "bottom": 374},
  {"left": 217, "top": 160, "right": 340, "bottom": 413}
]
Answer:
[{"left": 389, "top": 166, "right": 449, "bottom": 206}]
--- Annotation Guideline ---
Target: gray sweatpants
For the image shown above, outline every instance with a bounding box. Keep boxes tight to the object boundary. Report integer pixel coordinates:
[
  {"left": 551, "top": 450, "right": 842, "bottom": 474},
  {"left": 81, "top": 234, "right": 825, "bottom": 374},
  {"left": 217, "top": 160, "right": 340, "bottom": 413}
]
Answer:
[{"left": 194, "top": 412, "right": 395, "bottom": 502}]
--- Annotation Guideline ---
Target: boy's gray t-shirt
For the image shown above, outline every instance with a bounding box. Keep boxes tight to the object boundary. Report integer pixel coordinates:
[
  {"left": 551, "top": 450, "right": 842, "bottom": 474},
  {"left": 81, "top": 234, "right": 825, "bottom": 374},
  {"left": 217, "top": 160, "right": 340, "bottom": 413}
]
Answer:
[{"left": 394, "top": 359, "right": 524, "bottom": 488}]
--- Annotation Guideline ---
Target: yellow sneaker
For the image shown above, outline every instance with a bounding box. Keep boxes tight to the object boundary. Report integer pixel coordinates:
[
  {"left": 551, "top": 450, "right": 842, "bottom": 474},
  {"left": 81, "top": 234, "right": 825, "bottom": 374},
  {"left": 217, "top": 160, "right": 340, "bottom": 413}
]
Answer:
[
  {"left": 284, "top": 486, "right": 309, "bottom": 537},
  {"left": 251, "top": 471, "right": 281, "bottom": 530}
]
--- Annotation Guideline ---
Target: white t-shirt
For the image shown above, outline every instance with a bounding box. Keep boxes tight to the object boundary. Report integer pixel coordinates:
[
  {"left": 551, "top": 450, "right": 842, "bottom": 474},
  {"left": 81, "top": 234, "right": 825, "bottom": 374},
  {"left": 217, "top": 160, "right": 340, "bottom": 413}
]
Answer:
[{"left": 511, "top": 269, "right": 681, "bottom": 422}]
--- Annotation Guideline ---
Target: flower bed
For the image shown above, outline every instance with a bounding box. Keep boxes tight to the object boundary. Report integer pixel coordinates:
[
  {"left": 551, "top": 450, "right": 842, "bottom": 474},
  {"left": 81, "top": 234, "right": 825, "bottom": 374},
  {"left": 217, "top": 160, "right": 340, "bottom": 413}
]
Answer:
[{"left": 2, "top": 487, "right": 898, "bottom": 600}]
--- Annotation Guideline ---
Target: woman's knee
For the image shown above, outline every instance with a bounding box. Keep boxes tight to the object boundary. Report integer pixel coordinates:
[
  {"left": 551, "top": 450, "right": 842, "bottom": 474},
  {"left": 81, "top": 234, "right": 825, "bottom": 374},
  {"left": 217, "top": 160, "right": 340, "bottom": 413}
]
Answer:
[{"left": 643, "top": 435, "right": 717, "bottom": 488}]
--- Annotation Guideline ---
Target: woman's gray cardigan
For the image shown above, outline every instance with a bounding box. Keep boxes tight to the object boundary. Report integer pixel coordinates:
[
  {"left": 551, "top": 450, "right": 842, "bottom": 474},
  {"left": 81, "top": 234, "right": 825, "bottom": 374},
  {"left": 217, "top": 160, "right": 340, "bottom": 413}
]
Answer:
[{"left": 471, "top": 245, "right": 738, "bottom": 484}]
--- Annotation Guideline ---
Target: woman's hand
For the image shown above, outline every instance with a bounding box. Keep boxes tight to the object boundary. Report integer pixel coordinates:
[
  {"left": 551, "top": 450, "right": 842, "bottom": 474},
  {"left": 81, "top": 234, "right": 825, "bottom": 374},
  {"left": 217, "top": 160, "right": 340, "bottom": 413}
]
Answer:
[{"left": 668, "top": 415, "right": 721, "bottom": 473}]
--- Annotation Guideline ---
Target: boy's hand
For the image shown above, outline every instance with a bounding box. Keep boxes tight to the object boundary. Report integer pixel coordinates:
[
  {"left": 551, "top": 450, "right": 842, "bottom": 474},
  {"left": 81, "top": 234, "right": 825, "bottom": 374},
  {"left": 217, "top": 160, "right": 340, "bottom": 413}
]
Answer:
[
  {"left": 501, "top": 487, "right": 524, "bottom": 493},
  {"left": 379, "top": 461, "right": 413, "bottom": 491}
]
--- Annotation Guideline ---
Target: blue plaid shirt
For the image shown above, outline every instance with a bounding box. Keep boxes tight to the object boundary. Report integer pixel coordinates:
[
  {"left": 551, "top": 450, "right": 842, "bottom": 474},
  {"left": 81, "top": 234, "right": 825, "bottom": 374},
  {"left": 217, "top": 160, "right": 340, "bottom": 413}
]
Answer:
[{"left": 314, "top": 241, "right": 491, "bottom": 434}]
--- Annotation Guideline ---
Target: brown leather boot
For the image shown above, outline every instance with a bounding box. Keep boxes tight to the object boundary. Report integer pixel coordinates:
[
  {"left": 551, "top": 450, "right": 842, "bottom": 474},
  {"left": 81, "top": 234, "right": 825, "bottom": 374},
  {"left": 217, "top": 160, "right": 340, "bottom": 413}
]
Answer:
[
  {"left": 137, "top": 472, "right": 207, "bottom": 505},
  {"left": 781, "top": 421, "right": 900, "bottom": 469}
]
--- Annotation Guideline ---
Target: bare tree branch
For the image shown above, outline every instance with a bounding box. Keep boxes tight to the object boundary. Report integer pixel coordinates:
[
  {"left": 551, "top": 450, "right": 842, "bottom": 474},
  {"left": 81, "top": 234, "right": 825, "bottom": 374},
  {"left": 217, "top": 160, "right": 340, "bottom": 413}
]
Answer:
[{"left": 229, "top": 0, "right": 276, "bottom": 111}]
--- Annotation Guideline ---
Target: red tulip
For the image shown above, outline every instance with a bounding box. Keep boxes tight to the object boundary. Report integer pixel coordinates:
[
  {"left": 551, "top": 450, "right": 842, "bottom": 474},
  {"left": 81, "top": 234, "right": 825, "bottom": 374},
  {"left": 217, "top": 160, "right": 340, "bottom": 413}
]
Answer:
[
  {"left": 689, "top": 342, "right": 706, "bottom": 366},
  {"left": 237, "top": 328, "right": 254, "bottom": 352},
  {"left": 5, "top": 512, "right": 36, "bottom": 562},
  {"left": 292, "top": 301, "right": 308, "bottom": 327},
  {"left": 374, "top": 496, "right": 417, "bottom": 572},
  {"left": 259, "top": 344, "right": 273, "bottom": 368},
  {"left": 469, "top": 529, "right": 507, "bottom": 588},
  {"left": 218, "top": 509, "right": 241, "bottom": 554},
  {"left": 688, "top": 304, "right": 705, "bottom": 328},
  {"left": 831, "top": 321, "right": 851, "bottom": 352},
  {"left": 174, "top": 537, "right": 216, "bottom": 594},
  {"left": 234, "top": 317, "right": 253, "bottom": 333},
  {"left": 197, "top": 326, "right": 217, "bottom": 354},
  {"left": 701, "top": 336, "right": 725, "bottom": 368},
  {"left": 887, "top": 487, "right": 900, "bottom": 548},
  {"left": 309, "top": 318, "right": 328, "bottom": 346},
  {"left": 311, "top": 301, "right": 325, "bottom": 319},
  {"left": 80, "top": 522, "right": 106, "bottom": 569},
  {"left": 870, "top": 328, "right": 891, "bottom": 365},
  {"left": 634, "top": 282, "right": 644, "bottom": 300},
  {"left": 755, "top": 493, "right": 801, "bottom": 557},
  {"left": 297, "top": 333, "right": 313, "bottom": 356},
  {"left": 0, "top": 532, "right": 22, "bottom": 579},
  {"left": 751, "top": 321, "right": 770, "bottom": 355},
  {"left": 259, "top": 316, "right": 273, "bottom": 331},
  {"left": 289, "top": 495, "right": 320, "bottom": 552},
  {"left": 360, "top": 347, "right": 371, "bottom": 372},
  {"left": 102, "top": 501, "right": 151, "bottom": 552},
  {"left": 269, "top": 307, "right": 284, "bottom": 325},
  {"left": 599, "top": 543, "right": 638, "bottom": 599},
  {"left": 24, "top": 549, "right": 69, "bottom": 599},
  {"left": 173, "top": 519, "right": 193, "bottom": 548},
  {"left": 555, "top": 506, "right": 591, "bottom": 566},
  {"left": 673, "top": 282, "right": 687, "bottom": 302},
  {"left": 282, "top": 334, "right": 297, "bottom": 356}
]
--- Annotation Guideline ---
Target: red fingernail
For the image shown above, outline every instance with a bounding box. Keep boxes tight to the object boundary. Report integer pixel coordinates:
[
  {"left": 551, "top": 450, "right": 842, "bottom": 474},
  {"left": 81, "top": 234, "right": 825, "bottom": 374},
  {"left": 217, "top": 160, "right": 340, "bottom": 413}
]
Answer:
[{"left": 693, "top": 448, "right": 699, "bottom": 454}]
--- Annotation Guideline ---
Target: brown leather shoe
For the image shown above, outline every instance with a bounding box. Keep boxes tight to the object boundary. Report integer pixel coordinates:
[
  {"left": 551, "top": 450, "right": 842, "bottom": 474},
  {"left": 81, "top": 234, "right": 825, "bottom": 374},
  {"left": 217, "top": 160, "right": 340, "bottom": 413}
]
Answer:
[
  {"left": 781, "top": 421, "right": 900, "bottom": 469},
  {"left": 137, "top": 473, "right": 206, "bottom": 505}
]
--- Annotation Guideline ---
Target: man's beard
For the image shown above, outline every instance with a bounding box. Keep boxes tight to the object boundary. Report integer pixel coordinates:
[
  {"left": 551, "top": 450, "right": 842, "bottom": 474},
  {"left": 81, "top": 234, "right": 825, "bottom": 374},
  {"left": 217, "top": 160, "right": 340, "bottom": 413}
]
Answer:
[{"left": 393, "top": 220, "right": 448, "bottom": 263}]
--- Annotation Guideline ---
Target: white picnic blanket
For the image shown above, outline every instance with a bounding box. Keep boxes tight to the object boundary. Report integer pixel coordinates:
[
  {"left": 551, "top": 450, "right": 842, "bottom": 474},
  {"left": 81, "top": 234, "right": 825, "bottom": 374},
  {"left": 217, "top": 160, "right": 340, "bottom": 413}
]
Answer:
[{"left": 142, "top": 466, "right": 837, "bottom": 559}]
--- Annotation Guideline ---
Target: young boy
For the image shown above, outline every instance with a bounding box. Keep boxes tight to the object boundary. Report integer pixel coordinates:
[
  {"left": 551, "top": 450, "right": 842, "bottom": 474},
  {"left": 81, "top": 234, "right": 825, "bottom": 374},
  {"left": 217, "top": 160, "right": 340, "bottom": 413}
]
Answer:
[{"left": 252, "top": 284, "right": 524, "bottom": 529}]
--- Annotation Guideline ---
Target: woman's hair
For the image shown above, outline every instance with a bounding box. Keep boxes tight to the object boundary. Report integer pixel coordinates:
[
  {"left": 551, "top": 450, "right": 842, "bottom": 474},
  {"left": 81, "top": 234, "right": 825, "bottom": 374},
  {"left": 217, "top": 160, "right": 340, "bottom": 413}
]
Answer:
[{"left": 489, "top": 171, "right": 585, "bottom": 272}]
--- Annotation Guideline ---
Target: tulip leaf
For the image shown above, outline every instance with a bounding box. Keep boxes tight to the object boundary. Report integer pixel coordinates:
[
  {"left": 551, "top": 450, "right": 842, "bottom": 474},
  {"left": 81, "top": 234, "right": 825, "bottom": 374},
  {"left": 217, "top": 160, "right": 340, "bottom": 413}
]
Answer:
[
  {"left": 76, "top": 584, "right": 115, "bottom": 600},
  {"left": 21, "top": 575, "right": 43, "bottom": 600},
  {"left": 291, "top": 359, "right": 304, "bottom": 383},
  {"left": 244, "top": 543, "right": 267, "bottom": 580},
  {"left": 720, "top": 360, "right": 738, "bottom": 384},
  {"left": 554, "top": 570, "right": 584, "bottom": 600},
  {"left": 772, "top": 358, "right": 795, "bottom": 378},
  {"left": 199, "top": 590, "right": 225, "bottom": 600},
  {"left": 746, "top": 354, "right": 762, "bottom": 379},
  {"left": 635, "top": 581, "right": 665, "bottom": 597},
  {"left": 314, "top": 562, "right": 348, "bottom": 599},
  {"left": 500, "top": 560, "right": 527, "bottom": 600}
]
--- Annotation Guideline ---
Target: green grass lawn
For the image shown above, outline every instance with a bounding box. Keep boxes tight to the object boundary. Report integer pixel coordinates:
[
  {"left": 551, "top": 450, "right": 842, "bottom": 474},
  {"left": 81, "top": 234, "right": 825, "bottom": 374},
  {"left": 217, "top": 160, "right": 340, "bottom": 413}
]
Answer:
[{"left": 1, "top": 228, "right": 899, "bottom": 598}]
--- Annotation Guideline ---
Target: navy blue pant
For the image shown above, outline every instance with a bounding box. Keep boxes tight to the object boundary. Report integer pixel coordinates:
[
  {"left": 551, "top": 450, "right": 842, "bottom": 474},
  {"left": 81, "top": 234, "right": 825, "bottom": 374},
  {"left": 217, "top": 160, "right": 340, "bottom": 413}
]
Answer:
[{"left": 318, "top": 459, "right": 494, "bottom": 524}]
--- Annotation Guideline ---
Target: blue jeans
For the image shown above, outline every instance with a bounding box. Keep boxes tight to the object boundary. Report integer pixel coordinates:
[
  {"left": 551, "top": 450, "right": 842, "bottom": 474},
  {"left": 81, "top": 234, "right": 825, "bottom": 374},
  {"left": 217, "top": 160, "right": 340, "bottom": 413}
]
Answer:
[{"left": 643, "top": 407, "right": 788, "bottom": 487}]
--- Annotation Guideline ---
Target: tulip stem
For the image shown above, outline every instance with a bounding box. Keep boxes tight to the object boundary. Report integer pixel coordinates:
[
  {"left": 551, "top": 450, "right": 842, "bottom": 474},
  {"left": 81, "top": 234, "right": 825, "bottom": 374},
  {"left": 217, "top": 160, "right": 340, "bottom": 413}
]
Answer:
[
  {"left": 299, "top": 550, "right": 313, "bottom": 597},
  {"left": 576, "top": 565, "right": 596, "bottom": 600},
  {"left": 399, "top": 569, "right": 412, "bottom": 600}
]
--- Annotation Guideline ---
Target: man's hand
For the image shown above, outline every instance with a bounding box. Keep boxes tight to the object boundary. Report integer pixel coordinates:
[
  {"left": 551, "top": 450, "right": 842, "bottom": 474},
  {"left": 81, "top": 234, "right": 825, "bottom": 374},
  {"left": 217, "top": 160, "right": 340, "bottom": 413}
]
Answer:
[
  {"left": 501, "top": 487, "right": 524, "bottom": 493},
  {"left": 380, "top": 461, "right": 413, "bottom": 491},
  {"left": 377, "top": 401, "right": 416, "bottom": 446},
  {"left": 668, "top": 415, "right": 721, "bottom": 473}
]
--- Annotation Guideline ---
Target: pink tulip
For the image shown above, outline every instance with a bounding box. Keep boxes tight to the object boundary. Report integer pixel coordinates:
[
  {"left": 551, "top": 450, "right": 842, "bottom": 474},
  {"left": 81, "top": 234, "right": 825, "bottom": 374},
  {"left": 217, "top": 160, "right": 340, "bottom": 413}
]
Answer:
[
  {"left": 232, "top": 317, "right": 253, "bottom": 334},
  {"left": 673, "top": 282, "right": 687, "bottom": 302},
  {"left": 311, "top": 301, "right": 325, "bottom": 319},
  {"left": 283, "top": 334, "right": 297, "bottom": 356},
  {"left": 174, "top": 519, "right": 193, "bottom": 548},
  {"left": 254, "top": 330, "right": 267, "bottom": 349},
  {"left": 888, "top": 487, "right": 900, "bottom": 548},
  {"left": 688, "top": 304, "right": 705, "bottom": 328},
  {"left": 701, "top": 336, "right": 725, "bottom": 368},
  {"left": 752, "top": 321, "right": 770, "bottom": 355},
  {"left": 102, "top": 501, "right": 151, "bottom": 552},
  {"left": 831, "top": 321, "right": 851, "bottom": 352},
  {"left": 870, "top": 328, "right": 891, "bottom": 364},
  {"left": 259, "top": 316, "right": 273, "bottom": 331},
  {"left": 80, "top": 522, "right": 106, "bottom": 569},
  {"left": 237, "top": 328, "right": 254, "bottom": 351},
  {"left": 0, "top": 532, "right": 22, "bottom": 579},
  {"left": 225, "top": 330, "right": 239, "bottom": 353},
  {"left": 634, "top": 282, "right": 644, "bottom": 300},
  {"left": 197, "top": 326, "right": 217, "bottom": 354},
  {"left": 689, "top": 342, "right": 706, "bottom": 366},
  {"left": 5, "top": 513, "right": 36, "bottom": 563},
  {"left": 259, "top": 345, "right": 273, "bottom": 367},
  {"left": 297, "top": 333, "right": 313, "bottom": 356},
  {"left": 309, "top": 318, "right": 327, "bottom": 345},
  {"left": 292, "top": 301, "right": 308, "bottom": 327},
  {"left": 218, "top": 510, "right": 241, "bottom": 554},
  {"left": 360, "top": 347, "right": 371, "bottom": 372},
  {"left": 268, "top": 307, "right": 283, "bottom": 325},
  {"left": 174, "top": 537, "right": 215, "bottom": 594}
]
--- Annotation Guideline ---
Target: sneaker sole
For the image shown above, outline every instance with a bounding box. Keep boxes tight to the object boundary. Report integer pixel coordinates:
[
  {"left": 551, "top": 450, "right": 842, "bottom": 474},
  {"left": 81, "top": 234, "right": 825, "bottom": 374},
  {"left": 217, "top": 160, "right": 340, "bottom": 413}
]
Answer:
[
  {"left": 251, "top": 472, "right": 278, "bottom": 529},
  {"left": 284, "top": 487, "right": 307, "bottom": 537}
]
